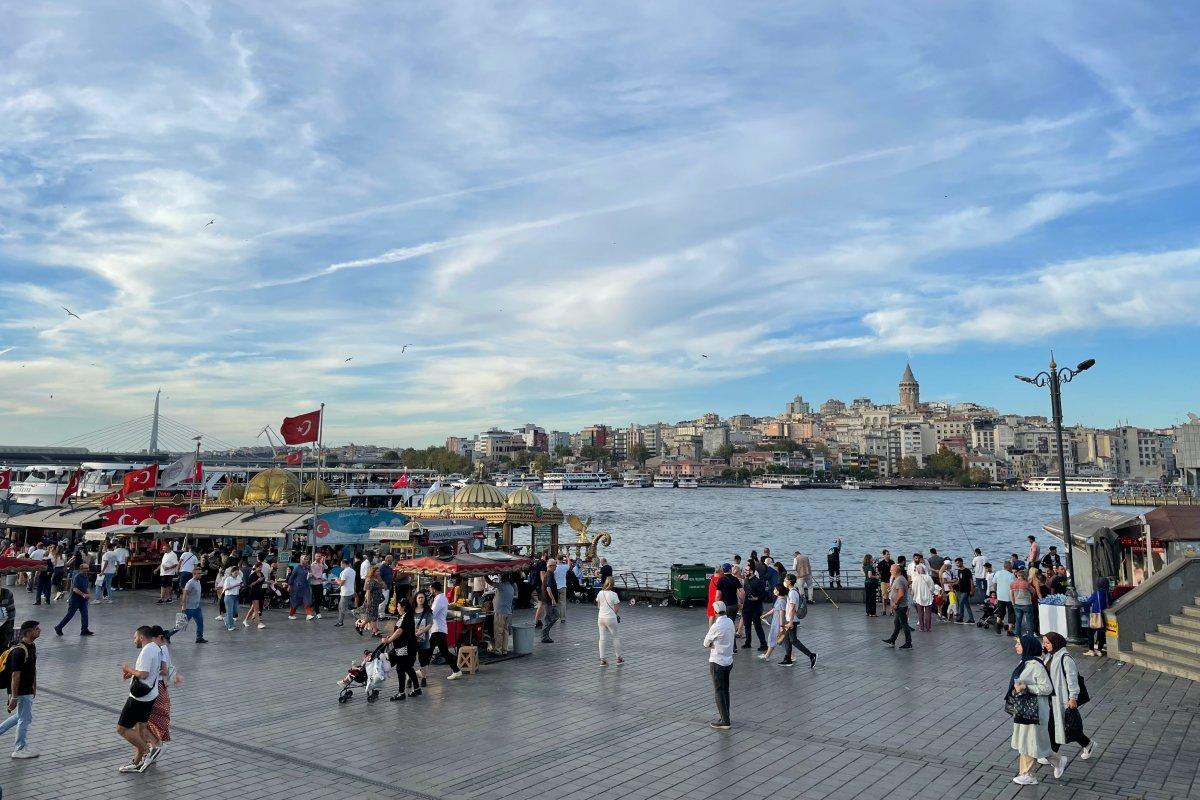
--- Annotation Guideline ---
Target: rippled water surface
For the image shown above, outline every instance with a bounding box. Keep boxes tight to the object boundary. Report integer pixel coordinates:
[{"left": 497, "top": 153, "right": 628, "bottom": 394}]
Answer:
[{"left": 533, "top": 487, "right": 1147, "bottom": 576}]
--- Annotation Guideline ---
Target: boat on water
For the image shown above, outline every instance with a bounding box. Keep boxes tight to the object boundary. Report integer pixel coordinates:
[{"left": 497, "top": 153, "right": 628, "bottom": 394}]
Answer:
[
  {"left": 9, "top": 465, "right": 74, "bottom": 505},
  {"left": 652, "top": 475, "right": 676, "bottom": 488},
  {"left": 841, "top": 478, "right": 861, "bottom": 490},
  {"left": 1021, "top": 476, "right": 1120, "bottom": 493},
  {"left": 621, "top": 472, "right": 651, "bottom": 488},
  {"left": 541, "top": 472, "right": 614, "bottom": 491},
  {"left": 750, "top": 475, "right": 809, "bottom": 489},
  {"left": 676, "top": 477, "right": 699, "bottom": 489},
  {"left": 496, "top": 472, "right": 542, "bottom": 489}
]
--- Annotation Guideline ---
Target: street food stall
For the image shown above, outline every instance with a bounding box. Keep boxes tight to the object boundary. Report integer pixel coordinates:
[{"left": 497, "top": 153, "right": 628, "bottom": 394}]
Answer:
[
  {"left": 1, "top": 505, "right": 108, "bottom": 548},
  {"left": 1044, "top": 507, "right": 1154, "bottom": 598},
  {"left": 162, "top": 506, "right": 313, "bottom": 552},
  {"left": 393, "top": 551, "right": 533, "bottom": 649}
]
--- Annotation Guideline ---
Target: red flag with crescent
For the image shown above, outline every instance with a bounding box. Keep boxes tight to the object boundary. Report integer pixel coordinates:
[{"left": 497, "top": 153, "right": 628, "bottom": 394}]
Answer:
[
  {"left": 100, "top": 489, "right": 126, "bottom": 506},
  {"left": 59, "top": 468, "right": 83, "bottom": 503},
  {"left": 284, "top": 450, "right": 304, "bottom": 465},
  {"left": 122, "top": 464, "right": 158, "bottom": 495},
  {"left": 281, "top": 409, "right": 321, "bottom": 445},
  {"left": 391, "top": 473, "right": 409, "bottom": 489},
  {"left": 0, "top": 469, "right": 10, "bottom": 490}
]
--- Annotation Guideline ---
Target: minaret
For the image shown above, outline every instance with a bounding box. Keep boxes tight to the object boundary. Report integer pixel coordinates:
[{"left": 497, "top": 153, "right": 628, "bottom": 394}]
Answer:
[{"left": 898, "top": 363, "right": 919, "bottom": 412}]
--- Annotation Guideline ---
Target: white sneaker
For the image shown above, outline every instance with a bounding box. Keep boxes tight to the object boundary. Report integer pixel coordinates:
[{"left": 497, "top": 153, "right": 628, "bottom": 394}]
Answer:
[
  {"left": 1080, "top": 741, "right": 1095, "bottom": 760},
  {"left": 1012, "top": 774, "right": 1038, "bottom": 785},
  {"left": 145, "top": 745, "right": 162, "bottom": 764},
  {"left": 118, "top": 762, "right": 142, "bottom": 773},
  {"left": 242, "top": 619, "right": 249, "bottom": 628},
  {"left": 215, "top": 613, "right": 223, "bottom": 620},
  {"left": 306, "top": 614, "right": 315, "bottom": 621},
  {"left": 105, "top": 598, "right": 114, "bottom": 603},
  {"left": 1037, "top": 757, "right": 1051, "bottom": 765},
  {"left": 1054, "top": 755, "right": 1067, "bottom": 778},
  {"left": 316, "top": 614, "right": 322, "bottom": 619},
  {"left": 257, "top": 623, "right": 266, "bottom": 629},
  {"left": 11, "top": 748, "right": 39, "bottom": 759},
  {"left": 447, "top": 672, "right": 463, "bottom": 681},
  {"left": 288, "top": 615, "right": 297, "bottom": 620}
]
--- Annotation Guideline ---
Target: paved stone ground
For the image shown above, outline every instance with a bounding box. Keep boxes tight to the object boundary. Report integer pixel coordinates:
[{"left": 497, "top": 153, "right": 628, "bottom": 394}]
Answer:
[{"left": 0, "top": 587, "right": 1197, "bottom": 800}]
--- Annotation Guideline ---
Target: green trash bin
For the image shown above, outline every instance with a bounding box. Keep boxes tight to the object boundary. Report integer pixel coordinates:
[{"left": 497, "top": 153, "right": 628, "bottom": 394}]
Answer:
[{"left": 671, "top": 563, "right": 713, "bottom": 607}]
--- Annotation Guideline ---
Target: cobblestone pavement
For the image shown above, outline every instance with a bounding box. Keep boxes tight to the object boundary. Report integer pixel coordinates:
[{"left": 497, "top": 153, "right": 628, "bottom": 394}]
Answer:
[{"left": 0, "top": 587, "right": 1197, "bottom": 800}]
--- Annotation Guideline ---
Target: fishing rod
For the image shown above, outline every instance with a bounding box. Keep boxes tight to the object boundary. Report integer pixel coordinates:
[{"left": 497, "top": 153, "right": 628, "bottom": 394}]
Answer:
[{"left": 953, "top": 509, "right": 977, "bottom": 556}]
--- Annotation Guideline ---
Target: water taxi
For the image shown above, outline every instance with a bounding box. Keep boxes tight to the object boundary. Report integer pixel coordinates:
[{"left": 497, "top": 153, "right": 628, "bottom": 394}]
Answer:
[{"left": 841, "top": 478, "right": 861, "bottom": 490}]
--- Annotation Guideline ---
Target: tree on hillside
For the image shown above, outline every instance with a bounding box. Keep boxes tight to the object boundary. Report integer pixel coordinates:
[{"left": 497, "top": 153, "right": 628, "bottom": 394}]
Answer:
[
  {"left": 553, "top": 445, "right": 573, "bottom": 460},
  {"left": 628, "top": 443, "right": 650, "bottom": 466},
  {"left": 898, "top": 456, "right": 922, "bottom": 478}
]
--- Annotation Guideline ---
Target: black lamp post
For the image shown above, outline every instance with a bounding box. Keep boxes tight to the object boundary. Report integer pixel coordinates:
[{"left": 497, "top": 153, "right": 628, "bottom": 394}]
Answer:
[{"left": 1015, "top": 354, "right": 1095, "bottom": 604}]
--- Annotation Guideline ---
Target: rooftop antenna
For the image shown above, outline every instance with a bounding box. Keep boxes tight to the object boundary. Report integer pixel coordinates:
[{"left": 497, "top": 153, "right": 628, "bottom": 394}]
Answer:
[{"left": 149, "top": 389, "right": 161, "bottom": 454}]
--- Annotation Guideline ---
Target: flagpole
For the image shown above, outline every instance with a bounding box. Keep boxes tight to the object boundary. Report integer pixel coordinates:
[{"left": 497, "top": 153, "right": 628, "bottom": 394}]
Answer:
[{"left": 312, "top": 403, "right": 325, "bottom": 561}]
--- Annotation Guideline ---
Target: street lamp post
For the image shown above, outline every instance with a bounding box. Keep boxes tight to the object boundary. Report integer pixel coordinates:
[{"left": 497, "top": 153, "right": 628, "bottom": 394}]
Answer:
[{"left": 1016, "top": 354, "right": 1095, "bottom": 642}]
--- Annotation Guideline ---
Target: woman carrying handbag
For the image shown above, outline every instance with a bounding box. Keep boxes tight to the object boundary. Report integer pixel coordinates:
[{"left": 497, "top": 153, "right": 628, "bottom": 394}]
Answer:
[
  {"left": 1041, "top": 631, "right": 1095, "bottom": 777},
  {"left": 1007, "top": 633, "right": 1054, "bottom": 785}
]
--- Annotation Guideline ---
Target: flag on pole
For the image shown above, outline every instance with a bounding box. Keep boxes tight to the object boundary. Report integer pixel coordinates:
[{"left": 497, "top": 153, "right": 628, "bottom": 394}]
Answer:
[
  {"left": 0, "top": 469, "right": 10, "bottom": 491},
  {"left": 59, "top": 468, "right": 83, "bottom": 503},
  {"left": 391, "top": 474, "right": 409, "bottom": 489},
  {"left": 281, "top": 409, "right": 322, "bottom": 445},
  {"left": 160, "top": 452, "right": 198, "bottom": 488},
  {"left": 100, "top": 489, "right": 125, "bottom": 506},
  {"left": 122, "top": 464, "right": 159, "bottom": 495},
  {"left": 284, "top": 450, "right": 304, "bottom": 466}
]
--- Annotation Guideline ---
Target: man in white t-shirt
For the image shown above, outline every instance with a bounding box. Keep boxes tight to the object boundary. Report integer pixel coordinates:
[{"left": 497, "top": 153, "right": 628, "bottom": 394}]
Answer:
[
  {"left": 97, "top": 545, "right": 119, "bottom": 603},
  {"left": 113, "top": 544, "right": 130, "bottom": 590},
  {"left": 117, "top": 625, "right": 161, "bottom": 772},
  {"left": 554, "top": 558, "right": 569, "bottom": 622},
  {"left": 971, "top": 548, "right": 987, "bottom": 601},
  {"left": 429, "top": 582, "right": 462, "bottom": 680},
  {"left": 157, "top": 549, "right": 179, "bottom": 604},
  {"left": 334, "top": 559, "right": 356, "bottom": 627},
  {"left": 178, "top": 546, "right": 198, "bottom": 588},
  {"left": 26, "top": 543, "right": 45, "bottom": 597}
]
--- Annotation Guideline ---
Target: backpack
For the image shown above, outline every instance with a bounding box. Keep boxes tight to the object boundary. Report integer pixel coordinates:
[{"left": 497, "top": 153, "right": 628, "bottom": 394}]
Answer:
[
  {"left": 796, "top": 593, "right": 809, "bottom": 620},
  {"left": 0, "top": 604, "right": 7, "bottom": 626},
  {"left": 0, "top": 643, "right": 27, "bottom": 683}
]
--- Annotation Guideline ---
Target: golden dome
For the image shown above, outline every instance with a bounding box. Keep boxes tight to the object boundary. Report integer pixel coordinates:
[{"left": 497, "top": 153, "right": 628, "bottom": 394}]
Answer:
[
  {"left": 217, "top": 483, "right": 245, "bottom": 503},
  {"left": 303, "top": 479, "right": 333, "bottom": 501},
  {"left": 421, "top": 488, "right": 455, "bottom": 508},
  {"left": 452, "top": 482, "right": 507, "bottom": 508},
  {"left": 506, "top": 487, "right": 540, "bottom": 507},
  {"left": 243, "top": 468, "right": 301, "bottom": 504}
]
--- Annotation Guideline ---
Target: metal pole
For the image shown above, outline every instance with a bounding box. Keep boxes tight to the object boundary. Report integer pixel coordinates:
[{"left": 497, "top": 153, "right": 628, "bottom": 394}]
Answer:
[{"left": 1048, "top": 357, "right": 1077, "bottom": 596}]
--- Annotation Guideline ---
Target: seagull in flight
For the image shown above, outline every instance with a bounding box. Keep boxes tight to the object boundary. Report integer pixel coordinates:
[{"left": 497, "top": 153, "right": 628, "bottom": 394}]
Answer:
[
  {"left": 62, "top": 306, "right": 81, "bottom": 319},
  {"left": 203, "top": 219, "right": 215, "bottom": 229},
  {"left": 700, "top": 354, "right": 709, "bottom": 358},
  {"left": 401, "top": 344, "right": 413, "bottom": 353},
  {"left": 0, "top": 346, "right": 13, "bottom": 357},
  {"left": 344, "top": 357, "right": 353, "bottom": 362}
]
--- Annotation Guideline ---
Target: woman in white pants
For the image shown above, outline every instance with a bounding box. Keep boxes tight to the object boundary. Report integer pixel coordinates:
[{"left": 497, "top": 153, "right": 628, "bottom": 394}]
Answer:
[{"left": 596, "top": 577, "right": 623, "bottom": 666}]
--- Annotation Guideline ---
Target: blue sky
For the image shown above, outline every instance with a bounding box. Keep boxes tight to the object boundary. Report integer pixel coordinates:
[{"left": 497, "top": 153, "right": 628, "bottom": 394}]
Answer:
[{"left": 1, "top": 2, "right": 1199, "bottom": 447}]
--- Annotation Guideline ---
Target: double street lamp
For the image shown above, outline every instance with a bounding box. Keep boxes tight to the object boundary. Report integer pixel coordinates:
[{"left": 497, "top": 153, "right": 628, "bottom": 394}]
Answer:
[{"left": 1015, "top": 354, "right": 1095, "bottom": 602}]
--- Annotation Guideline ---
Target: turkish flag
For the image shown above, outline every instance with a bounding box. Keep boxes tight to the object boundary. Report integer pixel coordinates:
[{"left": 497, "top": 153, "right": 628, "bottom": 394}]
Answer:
[
  {"left": 122, "top": 464, "right": 159, "bottom": 494},
  {"left": 391, "top": 473, "right": 409, "bottom": 489},
  {"left": 0, "top": 469, "right": 10, "bottom": 490},
  {"left": 194, "top": 461, "right": 204, "bottom": 483},
  {"left": 59, "top": 468, "right": 83, "bottom": 503},
  {"left": 285, "top": 450, "right": 304, "bottom": 465},
  {"left": 100, "top": 489, "right": 126, "bottom": 506},
  {"left": 281, "top": 409, "right": 321, "bottom": 445}
]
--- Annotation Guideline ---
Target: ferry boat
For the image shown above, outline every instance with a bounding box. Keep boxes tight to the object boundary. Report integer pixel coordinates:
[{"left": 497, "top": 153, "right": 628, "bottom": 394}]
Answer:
[
  {"left": 541, "top": 472, "right": 614, "bottom": 491},
  {"left": 621, "top": 472, "right": 651, "bottom": 488},
  {"left": 676, "top": 477, "right": 699, "bottom": 489},
  {"left": 841, "top": 478, "right": 861, "bottom": 490},
  {"left": 652, "top": 475, "right": 676, "bottom": 488},
  {"left": 9, "top": 465, "right": 74, "bottom": 505},
  {"left": 496, "top": 472, "right": 542, "bottom": 489},
  {"left": 1021, "top": 476, "right": 1120, "bottom": 493},
  {"left": 750, "top": 475, "right": 809, "bottom": 489}
]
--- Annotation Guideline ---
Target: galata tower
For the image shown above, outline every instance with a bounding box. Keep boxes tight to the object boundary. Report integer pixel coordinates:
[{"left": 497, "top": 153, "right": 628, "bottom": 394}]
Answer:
[{"left": 899, "top": 362, "right": 919, "bottom": 411}]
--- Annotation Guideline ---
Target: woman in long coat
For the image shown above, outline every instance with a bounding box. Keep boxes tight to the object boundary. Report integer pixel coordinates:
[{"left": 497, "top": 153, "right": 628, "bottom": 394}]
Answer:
[
  {"left": 1041, "top": 631, "right": 1095, "bottom": 777},
  {"left": 1009, "top": 633, "right": 1053, "bottom": 785},
  {"left": 287, "top": 557, "right": 313, "bottom": 619}
]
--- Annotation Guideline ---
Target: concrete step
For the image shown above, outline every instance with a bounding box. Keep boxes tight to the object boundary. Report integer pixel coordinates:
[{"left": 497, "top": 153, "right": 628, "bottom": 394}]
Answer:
[
  {"left": 1124, "top": 650, "right": 1200, "bottom": 682},
  {"left": 1131, "top": 641, "right": 1200, "bottom": 671},
  {"left": 1169, "top": 614, "right": 1200, "bottom": 631},
  {"left": 1157, "top": 623, "right": 1200, "bottom": 644},
  {"left": 1181, "top": 605, "right": 1200, "bottom": 618},
  {"left": 1145, "top": 631, "right": 1200, "bottom": 656}
]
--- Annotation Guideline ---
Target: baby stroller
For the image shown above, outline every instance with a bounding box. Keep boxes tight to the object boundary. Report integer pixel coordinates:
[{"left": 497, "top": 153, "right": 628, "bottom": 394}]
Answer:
[
  {"left": 976, "top": 596, "right": 1000, "bottom": 630},
  {"left": 337, "top": 644, "right": 389, "bottom": 704}
]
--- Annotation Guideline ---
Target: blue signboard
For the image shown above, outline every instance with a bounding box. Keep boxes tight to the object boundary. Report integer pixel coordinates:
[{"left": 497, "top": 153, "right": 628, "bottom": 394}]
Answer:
[{"left": 314, "top": 508, "right": 409, "bottom": 546}]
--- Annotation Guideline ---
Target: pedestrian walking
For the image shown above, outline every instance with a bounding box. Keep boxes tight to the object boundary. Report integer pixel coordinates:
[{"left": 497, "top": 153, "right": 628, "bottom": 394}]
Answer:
[
  {"left": 1081, "top": 578, "right": 1111, "bottom": 657},
  {"left": 0, "top": 620, "right": 41, "bottom": 759},
  {"left": 954, "top": 557, "right": 976, "bottom": 623},
  {"left": 117, "top": 625, "right": 163, "bottom": 773},
  {"left": 703, "top": 600, "right": 734, "bottom": 730},
  {"left": 877, "top": 550, "right": 894, "bottom": 615},
  {"left": 156, "top": 547, "right": 179, "bottom": 604},
  {"left": 553, "top": 558, "right": 569, "bottom": 623},
  {"left": 54, "top": 562, "right": 94, "bottom": 637},
  {"left": 361, "top": 566, "right": 384, "bottom": 637},
  {"left": 741, "top": 567, "right": 768, "bottom": 650},
  {"left": 780, "top": 575, "right": 817, "bottom": 668},
  {"left": 97, "top": 544, "right": 118, "bottom": 603},
  {"left": 384, "top": 598, "right": 421, "bottom": 701},
  {"left": 911, "top": 564, "right": 934, "bottom": 631},
  {"left": 760, "top": 584, "right": 786, "bottom": 661},
  {"left": 486, "top": 573, "right": 515, "bottom": 656},
  {"left": 429, "top": 582, "right": 463, "bottom": 680},
  {"left": 540, "top": 559, "right": 560, "bottom": 644},
  {"left": 596, "top": 577, "right": 623, "bottom": 666},
  {"left": 287, "top": 555, "right": 314, "bottom": 620},
  {"left": 530, "top": 552, "right": 547, "bottom": 629},
  {"left": 309, "top": 552, "right": 327, "bottom": 618},
  {"left": 221, "top": 565, "right": 242, "bottom": 631},
  {"left": 1007, "top": 633, "right": 1053, "bottom": 785},
  {"left": 994, "top": 561, "right": 1016, "bottom": 635},
  {"left": 333, "top": 558, "right": 356, "bottom": 627},
  {"left": 240, "top": 560, "right": 266, "bottom": 629},
  {"left": 178, "top": 572, "right": 206, "bottom": 643},
  {"left": 1041, "top": 632, "right": 1095, "bottom": 776},
  {"left": 113, "top": 540, "right": 130, "bottom": 591},
  {"left": 412, "top": 590, "right": 432, "bottom": 688},
  {"left": 792, "top": 551, "right": 813, "bottom": 601},
  {"left": 882, "top": 564, "right": 912, "bottom": 649},
  {"left": 145, "top": 626, "right": 179, "bottom": 762},
  {"left": 862, "top": 554, "right": 879, "bottom": 616},
  {"left": 1011, "top": 569, "right": 1035, "bottom": 638}
]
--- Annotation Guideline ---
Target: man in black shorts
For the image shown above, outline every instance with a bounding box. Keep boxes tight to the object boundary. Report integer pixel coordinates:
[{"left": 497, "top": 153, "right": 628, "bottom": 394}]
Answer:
[{"left": 117, "top": 625, "right": 161, "bottom": 773}]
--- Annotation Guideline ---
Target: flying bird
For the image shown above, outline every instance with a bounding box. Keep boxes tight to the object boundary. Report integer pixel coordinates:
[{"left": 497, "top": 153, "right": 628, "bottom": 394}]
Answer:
[
  {"left": 61, "top": 306, "right": 81, "bottom": 319},
  {"left": 344, "top": 357, "right": 353, "bottom": 362},
  {"left": 0, "top": 346, "right": 14, "bottom": 357},
  {"left": 203, "top": 219, "right": 215, "bottom": 229},
  {"left": 401, "top": 344, "right": 413, "bottom": 353},
  {"left": 700, "top": 354, "right": 709, "bottom": 358}
]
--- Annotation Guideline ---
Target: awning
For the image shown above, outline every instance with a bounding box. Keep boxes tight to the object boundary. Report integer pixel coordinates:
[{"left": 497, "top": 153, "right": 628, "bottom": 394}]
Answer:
[
  {"left": 86, "top": 522, "right": 165, "bottom": 541},
  {"left": 394, "top": 551, "right": 531, "bottom": 576},
  {"left": 163, "top": 507, "right": 312, "bottom": 539},
  {"left": 1, "top": 506, "right": 107, "bottom": 531},
  {"left": 1144, "top": 507, "right": 1200, "bottom": 541},
  {"left": 1043, "top": 508, "right": 1142, "bottom": 545}
]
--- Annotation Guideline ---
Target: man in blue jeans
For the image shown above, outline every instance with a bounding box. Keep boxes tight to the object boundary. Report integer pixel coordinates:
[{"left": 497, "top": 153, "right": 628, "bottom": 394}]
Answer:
[
  {"left": 0, "top": 619, "right": 41, "bottom": 758},
  {"left": 54, "top": 563, "right": 94, "bottom": 637},
  {"left": 953, "top": 557, "right": 976, "bottom": 624},
  {"left": 178, "top": 572, "right": 207, "bottom": 643}
]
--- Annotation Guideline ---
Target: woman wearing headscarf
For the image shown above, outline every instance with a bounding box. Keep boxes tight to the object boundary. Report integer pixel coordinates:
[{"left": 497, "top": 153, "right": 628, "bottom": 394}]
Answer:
[
  {"left": 1041, "top": 631, "right": 1094, "bottom": 777},
  {"left": 910, "top": 564, "right": 935, "bottom": 632},
  {"left": 1080, "top": 577, "right": 1111, "bottom": 657},
  {"left": 1008, "top": 633, "right": 1054, "bottom": 785}
]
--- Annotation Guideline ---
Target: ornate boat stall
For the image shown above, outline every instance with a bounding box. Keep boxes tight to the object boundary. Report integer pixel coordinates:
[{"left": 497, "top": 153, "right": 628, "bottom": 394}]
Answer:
[{"left": 403, "top": 483, "right": 572, "bottom": 556}]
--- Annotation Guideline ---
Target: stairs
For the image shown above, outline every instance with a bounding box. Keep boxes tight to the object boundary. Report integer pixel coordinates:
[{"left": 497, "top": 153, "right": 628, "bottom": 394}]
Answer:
[{"left": 1125, "top": 597, "right": 1200, "bottom": 681}]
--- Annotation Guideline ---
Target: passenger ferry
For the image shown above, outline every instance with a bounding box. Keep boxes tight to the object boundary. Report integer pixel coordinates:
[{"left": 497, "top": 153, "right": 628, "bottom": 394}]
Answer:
[
  {"left": 750, "top": 475, "right": 808, "bottom": 489},
  {"left": 841, "top": 478, "right": 861, "bottom": 490},
  {"left": 621, "top": 472, "right": 651, "bottom": 488},
  {"left": 1021, "top": 476, "right": 1120, "bottom": 493},
  {"left": 676, "top": 477, "right": 699, "bottom": 489},
  {"left": 496, "top": 472, "right": 542, "bottom": 489},
  {"left": 9, "top": 465, "right": 75, "bottom": 505},
  {"left": 541, "top": 472, "right": 614, "bottom": 491},
  {"left": 652, "top": 475, "right": 676, "bottom": 488}
]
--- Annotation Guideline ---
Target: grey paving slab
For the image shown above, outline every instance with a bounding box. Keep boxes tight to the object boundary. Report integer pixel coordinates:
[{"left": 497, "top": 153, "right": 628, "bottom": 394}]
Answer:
[{"left": 0, "top": 587, "right": 1196, "bottom": 799}]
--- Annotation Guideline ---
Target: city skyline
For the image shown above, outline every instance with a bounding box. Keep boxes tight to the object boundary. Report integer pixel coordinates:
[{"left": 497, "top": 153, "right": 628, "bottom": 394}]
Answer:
[{"left": 3, "top": 5, "right": 1200, "bottom": 445}]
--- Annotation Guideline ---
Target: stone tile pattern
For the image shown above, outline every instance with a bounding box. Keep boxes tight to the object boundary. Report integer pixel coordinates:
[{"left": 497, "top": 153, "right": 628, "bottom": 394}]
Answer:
[{"left": 0, "top": 587, "right": 1197, "bottom": 800}]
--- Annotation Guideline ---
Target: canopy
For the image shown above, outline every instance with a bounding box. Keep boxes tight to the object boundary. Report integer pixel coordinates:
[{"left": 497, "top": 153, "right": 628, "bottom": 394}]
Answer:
[
  {"left": 394, "top": 551, "right": 531, "bottom": 576},
  {"left": 86, "top": 522, "right": 165, "bottom": 541},
  {"left": 1144, "top": 507, "right": 1200, "bottom": 541},
  {"left": 1, "top": 505, "right": 107, "bottom": 531},
  {"left": 163, "top": 507, "right": 311, "bottom": 539},
  {"left": 1043, "top": 508, "right": 1141, "bottom": 546}
]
